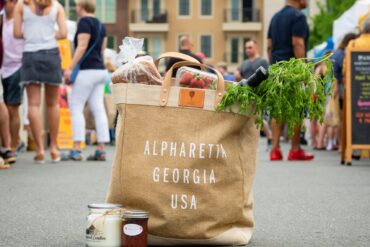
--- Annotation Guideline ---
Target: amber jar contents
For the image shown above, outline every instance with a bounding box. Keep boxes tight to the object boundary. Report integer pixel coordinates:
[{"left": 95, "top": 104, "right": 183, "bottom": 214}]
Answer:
[{"left": 122, "top": 210, "right": 149, "bottom": 247}]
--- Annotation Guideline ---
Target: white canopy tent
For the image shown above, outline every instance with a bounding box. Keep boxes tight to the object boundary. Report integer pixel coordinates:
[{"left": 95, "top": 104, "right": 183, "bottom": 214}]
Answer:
[{"left": 333, "top": 0, "right": 370, "bottom": 47}]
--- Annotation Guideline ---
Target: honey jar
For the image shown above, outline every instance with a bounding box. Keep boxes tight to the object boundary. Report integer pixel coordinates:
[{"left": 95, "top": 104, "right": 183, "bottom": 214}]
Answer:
[{"left": 122, "top": 210, "right": 149, "bottom": 247}]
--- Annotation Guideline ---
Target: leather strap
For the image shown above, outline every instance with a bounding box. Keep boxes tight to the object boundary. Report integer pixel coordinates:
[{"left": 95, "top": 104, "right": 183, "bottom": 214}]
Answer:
[{"left": 154, "top": 52, "right": 201, "bottom": 68}]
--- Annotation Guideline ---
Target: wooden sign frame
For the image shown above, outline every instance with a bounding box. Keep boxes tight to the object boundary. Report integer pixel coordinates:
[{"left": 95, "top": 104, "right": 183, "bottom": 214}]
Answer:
[{"left": 341, "top": 48, "right": 370, "bottom": 166}]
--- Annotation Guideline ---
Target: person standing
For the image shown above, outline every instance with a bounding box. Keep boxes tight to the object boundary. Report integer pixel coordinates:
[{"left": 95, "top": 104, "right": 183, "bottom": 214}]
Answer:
[
  {"left": 63, "top": 0, "right": 109, "bottom": 161},
  {"left": 14, "top": 0, "right": 67, "bottom": 163},
  {"left": 241, "top": 40, "right": 271, "bottom": 150},
  {"left": 2, "top": 0, "right": 26, "bottom": 156},
  {"left": 0, "top": 0, "right": 17, "bottom": 165},
  {"left": 267, "top": 0, "right": 314, "bottom": 161},
  {"left": 166, "top": 36, "right": 203, "bottom": 76},
  {"left": 0, "top": 80, "right": 14, "bottom": 165},
  {"left": 241, "top": 40, "right": 269, "bottom": 79}
]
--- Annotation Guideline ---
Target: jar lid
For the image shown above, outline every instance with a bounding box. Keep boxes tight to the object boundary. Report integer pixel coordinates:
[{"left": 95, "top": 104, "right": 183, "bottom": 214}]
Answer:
[
  {"left": 88, "top": 203, "right": 123, "bottom": 209},
  {"left": 124, "top": 210, "right": 149, "bottom": 219}
]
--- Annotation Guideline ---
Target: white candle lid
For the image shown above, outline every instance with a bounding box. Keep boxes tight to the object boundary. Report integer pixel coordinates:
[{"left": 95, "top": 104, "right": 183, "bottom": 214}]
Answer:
[{"left": 88, "top": 203, "right": 123, "bottom": 209}]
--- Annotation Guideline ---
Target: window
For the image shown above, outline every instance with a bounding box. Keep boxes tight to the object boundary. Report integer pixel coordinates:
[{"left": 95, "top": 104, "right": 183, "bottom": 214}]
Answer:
[
  {"left": 107, "top": 36, "right": 116, "bottom": 49},
  {"left": 140, "top": 37, "right": 162, "bottom": 59},
  {"left": 141, "top": 0, "right": 148, "bottom": 21},
  {"left": 58, "top": 0, "right": 77, "bottom": 21},
  {"left": 231, "top": 0, "right": 240, "bottom": 21},
  {"left": 179, "top": 0, "right": 190, "bottom": 16},
  {"left": 200, "top": 35, "right": 212, "bottom": 58},
  {"left": 201, "top": 0, "right": 212, "bottom": 16},
  {"left": 231, "top": 38, "right": 239, "bottom": 63},
  {"left": 153, "top": 0, "right": 161, "bottom": 17},
  {"left": 96, "top": 0, "right": 117, "bottom": 23},
  {"left": 152, "top": 37, "right": 162, "bottom": 59}
]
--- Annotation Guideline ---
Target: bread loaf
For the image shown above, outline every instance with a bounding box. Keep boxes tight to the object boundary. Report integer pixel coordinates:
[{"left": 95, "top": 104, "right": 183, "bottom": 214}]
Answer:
[{"left": 112, "top": 57, "right": 162, "bottom": 85}]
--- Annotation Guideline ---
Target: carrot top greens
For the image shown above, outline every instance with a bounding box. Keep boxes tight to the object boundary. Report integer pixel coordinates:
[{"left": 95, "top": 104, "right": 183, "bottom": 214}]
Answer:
[{"left": 217, "top": 54, "right": 334, "bottom": 135}]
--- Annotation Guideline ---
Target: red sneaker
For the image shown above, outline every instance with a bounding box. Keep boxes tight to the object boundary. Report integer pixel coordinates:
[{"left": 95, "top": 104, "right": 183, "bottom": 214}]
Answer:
[
  {"left": 288, "top": 149, "right": 314, "bottom": 161},
  {"left": 270, "top": 148, "right": 283, "bottom": 161}
]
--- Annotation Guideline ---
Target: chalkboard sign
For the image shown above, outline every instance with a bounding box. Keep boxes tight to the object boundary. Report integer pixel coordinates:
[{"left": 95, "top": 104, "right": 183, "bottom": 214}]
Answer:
[
  {"left": 350, "top": 52, "right": 370, "bottom": 145},
  {"left": 341, "top": 49, "right": 370, "bottom": 165}
]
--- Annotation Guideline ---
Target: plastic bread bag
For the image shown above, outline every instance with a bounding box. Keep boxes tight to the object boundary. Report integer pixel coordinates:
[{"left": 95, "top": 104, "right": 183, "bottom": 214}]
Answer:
[{"left": 112, "top": 37, "right": 162, "bottom": 85}]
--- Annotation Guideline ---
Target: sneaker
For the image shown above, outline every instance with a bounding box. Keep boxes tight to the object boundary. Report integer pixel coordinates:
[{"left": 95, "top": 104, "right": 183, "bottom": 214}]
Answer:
[
  {"left": 0, "top": 149, "right": 16, "bottom": 164},
  {"left": 34, "top": 153, "right": 45, "bottom": 164},
  {"left": 270, "top": 148, "right": 283, "bottom": 161},
  {"left": 61, "top": 150, "right": 83, "bottom": 161},
  {"left": 288, "top": 149, "right": 314, "bottom": 161},
  {"left": 87, "top": 150, "right": 106, "bottom": 161},
  {"left": 16, "top": 141, "right": 27, "bottom": 156}
]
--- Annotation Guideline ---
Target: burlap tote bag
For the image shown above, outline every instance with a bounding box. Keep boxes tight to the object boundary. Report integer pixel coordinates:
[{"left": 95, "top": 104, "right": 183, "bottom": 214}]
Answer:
[{"left": 106, "top": 52, "right": 259, "bottom": 246}]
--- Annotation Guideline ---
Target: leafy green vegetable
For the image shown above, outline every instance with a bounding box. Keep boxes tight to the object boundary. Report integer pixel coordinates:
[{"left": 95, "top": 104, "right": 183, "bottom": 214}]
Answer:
[{"left": 217, "top": 54, "right": 334, "bottom": 135}]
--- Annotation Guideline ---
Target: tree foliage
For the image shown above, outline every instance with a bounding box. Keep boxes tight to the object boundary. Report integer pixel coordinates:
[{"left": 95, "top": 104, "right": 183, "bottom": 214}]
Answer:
[{"left": 309, "top": 0, "right": 357, "bottom": 48}]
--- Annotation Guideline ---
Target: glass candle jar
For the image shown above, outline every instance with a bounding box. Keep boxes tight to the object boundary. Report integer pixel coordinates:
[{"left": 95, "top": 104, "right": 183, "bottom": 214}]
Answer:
[
  {"left": 86, "top": 203, "right": 124, "bottom": 247},
  {"left": 122, "top": 210, "right": 149, "bottom": 247}
]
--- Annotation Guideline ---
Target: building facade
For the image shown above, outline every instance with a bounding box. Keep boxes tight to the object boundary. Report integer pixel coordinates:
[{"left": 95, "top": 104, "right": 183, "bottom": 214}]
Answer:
[
  {"left": 60, "top": 0, "right": 325, "bottom": 71},
  {"left": 128, "top": 0, "right": 264, "bottom": 70},
  {"left": 58, "top": 0, "right": 129, "bottom": 50}
]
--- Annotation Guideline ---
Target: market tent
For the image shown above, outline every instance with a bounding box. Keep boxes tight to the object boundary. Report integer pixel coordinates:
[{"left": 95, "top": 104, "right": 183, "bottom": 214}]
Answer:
[{"left": 333, "top": 0, "right": 370, "bottom": 47}]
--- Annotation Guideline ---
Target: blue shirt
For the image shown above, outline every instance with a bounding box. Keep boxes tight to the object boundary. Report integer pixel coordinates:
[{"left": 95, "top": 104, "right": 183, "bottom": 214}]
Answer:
[
  {"left": 74, "top": 17, "right": 106, "bottom": 70},
  {"left": 268, "top": 6, "right": 309, "bottom": 64},
  {"left": 224, "top": 73, "right": 235, "bottom": 81},
  {"left": 331, "top": 48, "right": 345, "bottom": 98},
  {"left": 331, "top": 48, "right": 345, "bottom": 85}
]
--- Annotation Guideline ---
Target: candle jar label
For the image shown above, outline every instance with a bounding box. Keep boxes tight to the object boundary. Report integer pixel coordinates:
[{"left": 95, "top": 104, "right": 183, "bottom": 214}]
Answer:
[
  {"left": 123, "top": 224, "right": 143, "bottom": 236},
  {"left": 86, "top": 225, "right": 106, "bottom": 242}
]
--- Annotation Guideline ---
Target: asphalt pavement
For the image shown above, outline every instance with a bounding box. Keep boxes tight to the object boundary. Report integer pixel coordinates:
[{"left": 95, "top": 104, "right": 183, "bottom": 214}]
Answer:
[{"left": 0, "top": 139, "right": 369, "bottom": 247}]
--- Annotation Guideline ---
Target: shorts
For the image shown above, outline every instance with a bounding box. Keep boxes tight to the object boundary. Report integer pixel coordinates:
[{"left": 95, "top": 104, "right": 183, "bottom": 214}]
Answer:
[
  {"left": 21, "top": 48, "right": 62, "bottom": 86},
  {"left": 0, "top": 78, "right": 3, "bottom": 102},
  {"left": 2, "top": 69, "right": 23, "bottom": 105}
]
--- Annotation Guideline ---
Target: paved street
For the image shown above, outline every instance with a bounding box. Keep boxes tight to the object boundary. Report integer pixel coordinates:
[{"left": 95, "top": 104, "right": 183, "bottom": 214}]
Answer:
[{"left": 0, "top": 138, "right": 369, "bottom": 247}]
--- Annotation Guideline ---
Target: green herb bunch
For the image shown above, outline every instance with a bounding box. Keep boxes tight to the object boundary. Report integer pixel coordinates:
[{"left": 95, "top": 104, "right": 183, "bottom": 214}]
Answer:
[{"left": 217, "top": 54, "right": 334, "bottom": 135}]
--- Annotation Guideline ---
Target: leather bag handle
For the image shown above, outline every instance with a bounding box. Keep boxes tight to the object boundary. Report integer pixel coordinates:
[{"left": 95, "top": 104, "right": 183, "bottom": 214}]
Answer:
[
  {"left": 160, "top": 60, "right": 225, "bottom": 108},
  {"left": 154, "top": 52, "right": 201, "bottom": 68}
]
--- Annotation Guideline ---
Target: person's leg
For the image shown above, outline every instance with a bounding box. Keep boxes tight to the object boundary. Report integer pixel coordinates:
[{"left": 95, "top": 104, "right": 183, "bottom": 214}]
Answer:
[
  {"left": 309, "top": 120, "right": 318, "bottom": 148},
  {"left": 270, "top": 118, "right": 284, "bottom": 160},
  {"left": 0, "top": 102, "right": 11, "bottom": 150},
  {"left": 3, "top": 70, "right": 23, "bottom": 152},
  {"left": 271, "top": 118, "right": 282, "bottom": 149},
  {"left": 44, "top": 84, "right": 60, "bottom": 155},
  {"left": 7, "top": 105, "right": 21, "bottom": 152},
  {"left": 87, "top": 74, "right": 110, "bottom": 152},
  {"left": 263, "top": 120, "right": 272, "bottom": 140},
  {"left": 70, "top": 71, "right": 93, "bottom": 151},
  {"left": 26, "top": 84, "right": 44, "bottom": 158},
  {"left": 317, "top": 124, "right": 328, "bottom": 149},
  {"left": 263, "top": 119, "right": 272, "bottom": 150},
  {"left": 291, "top": 124, "right": 301, "bottom": 150},
  {"left": 0, "top": 77, "right": 17, "bottom": 164}
]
